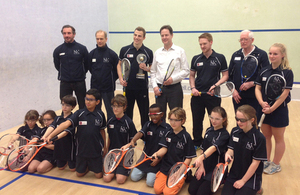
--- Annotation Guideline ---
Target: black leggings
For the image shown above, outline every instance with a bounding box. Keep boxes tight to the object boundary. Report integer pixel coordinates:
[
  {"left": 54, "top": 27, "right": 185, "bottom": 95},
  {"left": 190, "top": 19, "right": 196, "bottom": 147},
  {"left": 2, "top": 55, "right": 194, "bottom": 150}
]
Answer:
[
  {"left": 188, "top": 176, "right": 212, "bottom": 195},
  {"left": 221, "top": 181, "right": 257, "bottom": 195}
]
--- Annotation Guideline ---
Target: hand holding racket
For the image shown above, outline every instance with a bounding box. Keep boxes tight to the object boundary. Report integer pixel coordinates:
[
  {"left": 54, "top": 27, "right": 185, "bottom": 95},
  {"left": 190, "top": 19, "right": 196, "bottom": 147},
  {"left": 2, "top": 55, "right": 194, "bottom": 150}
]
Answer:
[
  {"left": 211, "top": 157, "right": 232, "bottom": 193},
  {"left": 166, "top": 162, "right": 195, "bottom": 188},
  {"left": 258, "top": 74, "right": 286, "bottom": 127},
  {"left": 6, "top": 134, "right": 61, "bottom": 172},
  {"left": 123, "top": 147, "right": 161, "bottom": 169},
  {"left": 191, "top": 82, "right": 235, "bottom": 98},
  {"left": 103, "top": 147, "right": 131, "bottom": 174},
  {"left": 155, "top": 59, "right": 175, "bottom": 98},
  {"left": 121, "top": 58, "right": 131, "bottom": 96}
]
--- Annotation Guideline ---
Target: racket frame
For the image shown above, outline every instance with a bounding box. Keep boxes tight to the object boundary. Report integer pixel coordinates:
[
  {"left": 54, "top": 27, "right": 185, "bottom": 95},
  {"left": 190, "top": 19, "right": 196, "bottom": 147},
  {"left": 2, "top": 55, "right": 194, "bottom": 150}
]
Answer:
[
  {"left": 211, "top": 158, "right": 231, "bottom": 193},
  {"left": 166, "top": 162, "right": 195, "bottom": 188},
  {"left": 123, "top": 147, "right": 159, "bottom": 169}
]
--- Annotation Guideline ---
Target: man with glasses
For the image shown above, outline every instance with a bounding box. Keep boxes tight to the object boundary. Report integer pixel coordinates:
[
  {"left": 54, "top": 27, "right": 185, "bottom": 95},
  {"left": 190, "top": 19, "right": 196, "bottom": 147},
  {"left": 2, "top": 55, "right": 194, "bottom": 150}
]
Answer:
[{"left": 228, "top": 30, "right": 269, "bottom": 112}]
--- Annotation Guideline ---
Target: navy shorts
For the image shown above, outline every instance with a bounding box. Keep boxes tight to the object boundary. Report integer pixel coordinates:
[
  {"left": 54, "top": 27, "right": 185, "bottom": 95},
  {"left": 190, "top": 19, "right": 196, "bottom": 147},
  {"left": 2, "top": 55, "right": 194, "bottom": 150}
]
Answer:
[
  {"left": 57, "top": 160, "right": 76, "bottom": 169},
  {"left": 113, "top": 158, "right": 131, "bottom": 176},
  {"left": 34, "top": 150, "right": 56, "bottom": 165},
  {"left": 76, "top": 156, "right": 103, "bottom": 174},
  {"left": 258, "top": 103, "right": 289, "bottom": 128}
]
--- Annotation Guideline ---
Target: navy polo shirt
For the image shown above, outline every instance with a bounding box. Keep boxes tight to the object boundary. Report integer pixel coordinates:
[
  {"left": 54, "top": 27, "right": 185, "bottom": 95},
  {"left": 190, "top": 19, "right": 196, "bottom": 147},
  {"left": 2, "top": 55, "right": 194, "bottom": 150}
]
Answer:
[
  {"left": 119, "top": 43, "right": 153, "bottom": 90},
  {"left": 68, "top": 108, "right": 106, "bottom": 158},
  {"left": 190, "top": 50, "right": 227, "bottom": 92},
  {"left": 228, "top": 46, "right": 269, "bottom": 98},
  {"left": 200, "top": 127, "right": 230, "bottom": 181},
  {"left": 50, "top": 113, "right": 76, "bottom": 161},
  {"left": 136, "top": 120, "right": 171, "bottom": 173},
  {"left": 89, "top": 44, "right": 119, "bottom": 92},
  {"left": 159, "top": 127, "right": 197, "bottom": 175},
  {"left": 227, "top": 127, "right": 267, "bottom": 191},
  {"left": 107, "top": 115, "right": 137, "bottom": 150},
  {"left": 256, "top": 65, "right": 293, "bottom": 104},
  {"left": 16, "top": 124, "right": 41, "bottom": 140},
  {"left": 53, "top": 41, "right": 89, "bottom": 82}
]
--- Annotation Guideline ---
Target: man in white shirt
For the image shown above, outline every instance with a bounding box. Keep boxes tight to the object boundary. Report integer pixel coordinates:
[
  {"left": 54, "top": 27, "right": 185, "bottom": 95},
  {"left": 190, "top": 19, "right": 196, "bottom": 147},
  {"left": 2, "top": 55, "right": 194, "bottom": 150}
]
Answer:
[{"left": 150, "top": 25, "right": 189, "bottom": 120}]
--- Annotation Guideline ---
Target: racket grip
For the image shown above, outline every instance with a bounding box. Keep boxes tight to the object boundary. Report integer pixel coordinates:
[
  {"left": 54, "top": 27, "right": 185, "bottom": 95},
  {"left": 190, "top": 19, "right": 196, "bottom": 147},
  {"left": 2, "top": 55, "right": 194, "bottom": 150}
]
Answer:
[
  {"left": 50, "top": 135, "right": 58, "bottom": 142},
  {"left": 258, "top": 114, "right": 265, "bottom": 127}
]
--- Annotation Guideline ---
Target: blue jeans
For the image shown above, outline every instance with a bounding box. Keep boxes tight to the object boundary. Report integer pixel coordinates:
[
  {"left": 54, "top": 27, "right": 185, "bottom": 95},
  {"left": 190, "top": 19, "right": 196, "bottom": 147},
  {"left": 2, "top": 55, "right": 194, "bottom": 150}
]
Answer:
[{"left": 130, "top": 167, "right": 156, "bottom": 187}]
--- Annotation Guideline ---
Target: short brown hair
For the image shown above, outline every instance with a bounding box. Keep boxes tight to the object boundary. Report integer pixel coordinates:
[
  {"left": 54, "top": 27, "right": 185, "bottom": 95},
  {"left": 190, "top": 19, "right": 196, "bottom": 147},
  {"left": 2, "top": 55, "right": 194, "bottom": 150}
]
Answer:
[
  {"left": 135, "top": 26, "right": 146, "bottom": 37},
  {"left": 111, "top": 94, "right": 127, "bottom": 107},
  {"left": 198, "top": 33, "right": 213, "bottom": 42},
  {"left": 61, "top": 25, "right": 76, "bottom": 34},
  {"left": 95, "top": 30, "right": 107, "bottom": 38},
  {"left": 168, "top": 107, "right": 186, "bottom": 124},
  {"left": 160, "top": 25, "right": 173, "bottom": 35},
  {"left": 62, "top": 95, "right": 77, "bottom": 107}
]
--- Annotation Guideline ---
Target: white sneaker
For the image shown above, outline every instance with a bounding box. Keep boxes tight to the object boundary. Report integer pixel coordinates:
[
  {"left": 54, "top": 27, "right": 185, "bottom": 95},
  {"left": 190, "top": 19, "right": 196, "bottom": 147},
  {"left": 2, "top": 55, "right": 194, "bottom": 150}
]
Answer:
[
  {"left": 264, "top": 162, "right": 281, "bottom": 174},
  {"left": 263, "top": 161, "right": 271, "bottom": 170}
]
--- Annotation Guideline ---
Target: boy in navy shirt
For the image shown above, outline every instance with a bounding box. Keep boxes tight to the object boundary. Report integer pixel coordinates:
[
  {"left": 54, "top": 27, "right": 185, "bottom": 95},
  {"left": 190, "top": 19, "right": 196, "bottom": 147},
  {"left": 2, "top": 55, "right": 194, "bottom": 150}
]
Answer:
[
  {"left": 103, "top": 94, "right": 137, "bottom": 184},
  {"left": 122, "top": 104, "right": 170, "bottom": 187},
  {"left": 47, "top": 89, "right": 106, "bottom": 178}
]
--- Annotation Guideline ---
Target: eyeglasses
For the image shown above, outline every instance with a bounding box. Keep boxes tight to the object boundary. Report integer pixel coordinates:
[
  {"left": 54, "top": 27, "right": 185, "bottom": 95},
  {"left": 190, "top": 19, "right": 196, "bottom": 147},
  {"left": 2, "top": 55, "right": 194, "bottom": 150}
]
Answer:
[
  {"left": 169, "top": 118, "right": 182, "bottom": 122},
  {"left": 209, "top": 115, "right": 223, "bottom": 121},
  {"left": 235, "top": 117, "right": 249, "bottom": 123},
  {"left": 148, "top": 112, "right": 162, "bottom": 116},
  {"left": 85, "top": 97, "right": 96, "bottom": 102},
  {"left": 238, "top": 38, "right": 251, "bottom": 42},
  {"left": 111, "top": 105, "right": 124, "bottom": 109}
]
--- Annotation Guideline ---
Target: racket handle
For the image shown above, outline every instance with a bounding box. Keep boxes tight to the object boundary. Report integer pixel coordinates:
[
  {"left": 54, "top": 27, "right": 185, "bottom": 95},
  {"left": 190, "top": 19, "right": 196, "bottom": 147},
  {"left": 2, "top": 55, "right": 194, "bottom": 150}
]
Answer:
[
  {"left": 155, "top": 88, "right": 162, "bottom": 98},
  {"left": 258, "top": 114, "right": 265, "bottom": 127},
  {"left": 50, "top": 135, "right": 58, "bottom": 142}
]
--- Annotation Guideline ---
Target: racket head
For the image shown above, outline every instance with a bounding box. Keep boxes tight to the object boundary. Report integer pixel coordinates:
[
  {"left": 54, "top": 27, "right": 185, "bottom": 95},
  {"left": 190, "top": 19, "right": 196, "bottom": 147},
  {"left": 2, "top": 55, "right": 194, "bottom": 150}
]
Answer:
[
  {"left": 241, "top": 55, "right": 258, "bottom": 80},
  {"left": 7, "top": 144, "right": 38, "bottom": 171},
  {"left": 121, "top": 58, "right": 131, "bottom": 81},
  {"left": 211, "top": 162, "right": 225, "bottom": 192},
  {"left": 103, "top": 149, "right": 124, "bottom": 174},
  {"left": 165, "top": 59, "right": 175, "bottom": 80},
  {"left": 123, "top": 147, "right": 149, "bottom": 169},
  {"left": 214, "top": 82, "right": 235, "bottom": 98},
  {"left": 0, "top": 134, "right": 28, "bottom": 156},
  {"left": 166, "top": 162, "right": 189, "bottom": 188},
  {"left": 265, "top": 74, "right": 286, "bottom": 101}
]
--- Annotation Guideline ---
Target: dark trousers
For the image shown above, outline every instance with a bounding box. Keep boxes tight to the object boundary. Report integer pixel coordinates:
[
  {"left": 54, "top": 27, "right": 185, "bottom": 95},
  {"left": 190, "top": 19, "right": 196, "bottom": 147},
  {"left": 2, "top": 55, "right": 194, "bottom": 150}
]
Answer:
[
  {"left": 191, "top": 95, "right": 221, "bottom": 146},
  {"left": 60, "top": 81, "right": 86, "bottom": 109},
  {"left": 125, "top": 88, "right": 149, "bottom": 127},
  {"left": 188, "top": 176, "right": 212, "bottom": 195},
  {"left": 156, "top": 83, "right": 183, "bottom": 120},
  {"left": 96, "top": 91, "right": 114, "bottom": 120},
  {"left": 232, "top": 97, "right": 259, "bottom": 115},
  {"left": 221, "top": 181, "right": 257, "bottom": 195}
]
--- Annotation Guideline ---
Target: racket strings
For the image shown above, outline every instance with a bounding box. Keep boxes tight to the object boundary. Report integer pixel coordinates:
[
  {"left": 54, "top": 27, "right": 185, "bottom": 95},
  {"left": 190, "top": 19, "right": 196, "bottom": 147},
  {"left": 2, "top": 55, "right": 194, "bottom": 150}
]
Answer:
[
  {"left": 266, "top": 75, "right": 286, "bottom": 100},
  {"left": 241, "top": 56, "right": 258, "bottom": 79},
  {"left": 165, "top": 61, "right": 176, "bottom": 79},
  {"left": 216, "top": 82, "right": 235, "bottom": 97}
]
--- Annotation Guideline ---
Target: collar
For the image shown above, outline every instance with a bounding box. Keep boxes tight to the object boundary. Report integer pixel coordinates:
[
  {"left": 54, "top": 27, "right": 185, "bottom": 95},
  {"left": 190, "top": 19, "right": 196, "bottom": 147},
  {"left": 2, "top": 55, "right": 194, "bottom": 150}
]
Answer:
[
  {"left": 83, "top": 107, "right": 99, "bottom": 116},
  {"left": 200, "top": 49, "right": 216, "bottom": 59},
  {"left": 171, "top": 126, "right": 187, "bottom": 137},
  {"left": 242, "top": 45, "right": 256, "bottom": 57},
  {"left": 96, "top": 44, "right": 108, "bottom": 51},
  {"left": 64, "top": 40, "right": 76, "bottom": 46},
  {"left": 162, "top": 43, "right": 175, "bottom": 51},
  {"left": 130, "top": 42, "right": 144, "bottom": 51}
]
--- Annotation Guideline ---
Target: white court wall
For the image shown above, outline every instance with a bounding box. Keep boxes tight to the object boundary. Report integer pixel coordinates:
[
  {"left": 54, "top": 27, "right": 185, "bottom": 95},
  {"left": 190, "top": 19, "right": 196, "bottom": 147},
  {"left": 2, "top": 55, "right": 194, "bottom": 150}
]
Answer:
[{"left": 0, "top": 0, "right": 109, "bottom": 132}]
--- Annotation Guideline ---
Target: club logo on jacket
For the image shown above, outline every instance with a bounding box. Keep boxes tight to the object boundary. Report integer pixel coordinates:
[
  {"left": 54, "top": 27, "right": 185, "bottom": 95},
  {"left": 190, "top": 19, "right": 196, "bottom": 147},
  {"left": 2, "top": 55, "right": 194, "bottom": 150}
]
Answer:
[
  {"left": 197, "top": 62, "right": 203, "bottom": 67},
  {"left": 73, "top": 50, "right": 80, "bottom": 55},
  {"left": 103, "top": 58, "right": 109, "bottom": 63},
  {"left": 159, "top": 131, "right": 164, "bottom": 137},
  {"left": 210, "top": 60, "right": 218, "bottom": 66},
  {"left": 127, "top": 54, "right": 133, "bottom": 58}
]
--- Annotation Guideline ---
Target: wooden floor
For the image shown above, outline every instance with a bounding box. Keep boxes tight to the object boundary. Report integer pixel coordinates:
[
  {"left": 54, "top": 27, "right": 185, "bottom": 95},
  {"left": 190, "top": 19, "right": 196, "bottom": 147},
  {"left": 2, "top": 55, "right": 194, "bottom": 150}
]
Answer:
[{"left": 1, "top": 91, "right": 299, "bottom": 195}]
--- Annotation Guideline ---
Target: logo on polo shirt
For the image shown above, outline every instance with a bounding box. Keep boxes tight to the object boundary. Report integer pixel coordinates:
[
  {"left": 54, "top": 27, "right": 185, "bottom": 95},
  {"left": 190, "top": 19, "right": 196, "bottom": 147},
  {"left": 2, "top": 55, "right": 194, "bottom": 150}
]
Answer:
[
  {"left": 147, "top": 131, "right": 153, "bottom": 136},
  {"left": 109, "top": 124, "right": 114, "bottom": 128},
  {"left": 210, "top": 60, "right": 218, "bottom": 66},
  {"left": 59, "top": 53, "right": 65, "bottom": 56},
  {"left": 262, "top": 77, "right": 267, "bottom": 81},
  {"left": 79, "top": 121, "right": 87, "bottom": 125},
  {"left": 166, "top": 138, "right": 171, "bottom": 142},
  {"left": 197, "top": 62, "right": 203, "bottom": 66},
  {"left": 95, "top": 119, "right": 101, "bottom": 126},
  {"left": 103, "top": 58, "right": 109, "bottom": 63},
  {"left": 92, "top": 58, "right": 96, "bottom": 62},
  {"left": 127, "top": 54, "right": 134, "bottom": 58},
  {"left": 176, "top": 142, "right": 184, "bottom": 149},
  {"left": 120, "top": 126, "right": 127, "bottom": 133},
  {"left": 73, "top": 50, "right": 80, "bottom": 55},
  {"left": 159, "top": 131, "right": 164, "bottom": 137},
  {"left": 246, "top": 142, "right": 254, "bottom": 150}
]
